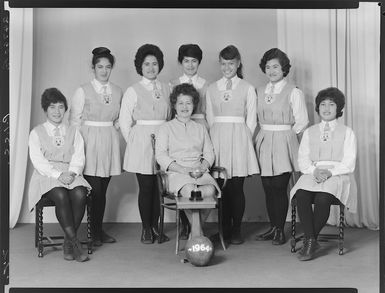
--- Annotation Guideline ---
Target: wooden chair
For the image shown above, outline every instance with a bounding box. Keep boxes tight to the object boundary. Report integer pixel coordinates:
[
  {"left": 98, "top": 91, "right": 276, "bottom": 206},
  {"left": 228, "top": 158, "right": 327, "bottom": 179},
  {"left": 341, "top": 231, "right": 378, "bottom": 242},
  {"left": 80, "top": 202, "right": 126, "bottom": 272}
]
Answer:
[
  {"left": 290, "top": 196, "right": 345, "bottom": 255},
  {"left": 35, "top": 194, "right": 92, "bottom": 257},
  {"left": 151, "top": 134, "right": 228, "bottom": 254}
]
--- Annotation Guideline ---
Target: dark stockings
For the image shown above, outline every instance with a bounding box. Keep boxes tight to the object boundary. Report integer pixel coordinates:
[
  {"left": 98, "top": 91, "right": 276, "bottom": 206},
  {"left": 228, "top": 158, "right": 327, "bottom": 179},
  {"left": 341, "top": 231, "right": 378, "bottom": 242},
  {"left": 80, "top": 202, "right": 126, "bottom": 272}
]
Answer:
[
  {"left": 45, "top": 186, "right": 87, "bottom": 240},
  {"left": 83, "top": 175, "right": 111, "bottom": 238},
  {"left": 261, "top": 172, "right": 291, "bottom": 230},
  {"left": 136, "top": 174, "right": 160, "bottom": 229},
  {"left": 295, "top": 189, "right": 336, "bottom": 238},
  {"left": 218, "top": 177, "right": 245, "bottom": 234}
]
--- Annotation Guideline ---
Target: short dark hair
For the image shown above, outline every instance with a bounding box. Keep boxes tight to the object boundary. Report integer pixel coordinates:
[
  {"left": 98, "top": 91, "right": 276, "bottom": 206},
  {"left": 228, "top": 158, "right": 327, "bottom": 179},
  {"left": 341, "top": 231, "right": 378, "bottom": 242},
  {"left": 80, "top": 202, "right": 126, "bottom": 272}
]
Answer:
[
  {"left": 259, "top": 48, "right": 291, "bottom": 77},
  {"left": 315, "top": 87, "right": 345, "bottom": 119},
  {"left": 92, "top": 47, "right": 115, "bottom": 67},
  {"left": 134, "top": 44, "right": 164, "bottom": 76},
  {"left": 219, "top": 45, "right": 243, "bottom": 79},
  {"left": 178, "top": 44, "right": 203, "bottom": 64},
  {"left": 41, "top": 88, "right": 68, "bottom": 112},
  {"left": 169, "top": 83, "right": 200, "bottom": 118}
]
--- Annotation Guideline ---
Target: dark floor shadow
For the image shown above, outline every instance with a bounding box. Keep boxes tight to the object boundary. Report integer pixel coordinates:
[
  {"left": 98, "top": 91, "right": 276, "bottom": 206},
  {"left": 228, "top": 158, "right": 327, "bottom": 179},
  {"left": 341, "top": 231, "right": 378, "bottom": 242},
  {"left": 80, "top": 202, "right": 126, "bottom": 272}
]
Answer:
[
  {"left": 177, "top": 250, "right": 225, "bottom": 267},
  {"left": 209, "top": 254, "right": 226, "bottom": 266}
]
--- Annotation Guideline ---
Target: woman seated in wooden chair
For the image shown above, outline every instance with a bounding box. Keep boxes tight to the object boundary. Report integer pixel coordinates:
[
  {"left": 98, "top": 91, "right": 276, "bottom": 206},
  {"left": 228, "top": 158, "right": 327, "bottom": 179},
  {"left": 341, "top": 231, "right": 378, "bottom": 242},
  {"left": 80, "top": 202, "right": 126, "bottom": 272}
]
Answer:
[
  {"left": 290, "top": 87, "right": 357, "bottom": 261},
  {"left": 28, "top": 88, "right": 91, "bottom": 262},
  {"left": 155, "top": 83, "right": 221, "bottom": 236}
]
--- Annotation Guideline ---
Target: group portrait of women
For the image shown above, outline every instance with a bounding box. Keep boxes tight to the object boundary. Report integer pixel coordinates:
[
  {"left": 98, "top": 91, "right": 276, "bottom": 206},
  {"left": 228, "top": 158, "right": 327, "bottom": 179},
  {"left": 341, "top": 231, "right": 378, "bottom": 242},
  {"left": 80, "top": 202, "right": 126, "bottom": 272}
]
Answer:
[{"left": 28, "top": 41, "right": 357, "bottom": 263}]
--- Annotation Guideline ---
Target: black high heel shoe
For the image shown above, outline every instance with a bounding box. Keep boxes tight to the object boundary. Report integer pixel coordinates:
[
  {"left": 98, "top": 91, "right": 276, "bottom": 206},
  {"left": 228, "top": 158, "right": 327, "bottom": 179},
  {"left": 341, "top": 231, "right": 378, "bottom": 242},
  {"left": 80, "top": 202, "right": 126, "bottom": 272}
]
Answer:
[
  {"left": 63, "top": 237, "right": 74, "bottom": 261},
  {"left": 230, "top": 227, "right": 244, "bottom": 245},
  {"left": 151, "top": 226, "right": 170, "bottom": 242},
  {"left": 101, "top": 230, "right": 116, "bottom": 243},
  {"left": 297, "top": 237, "right": 320, "bottom": 261},
  {"left": 141, "top": 227, "right": 154, "bottom": 244},
  {"left": 255, "top": 226, "right": 277, "bottom": 241},
  {"left": 70, "top": 237, "right": 90, "bottom": 262},
  {"left": 272, "top": 228, "right": 286, "bottom": 245}
]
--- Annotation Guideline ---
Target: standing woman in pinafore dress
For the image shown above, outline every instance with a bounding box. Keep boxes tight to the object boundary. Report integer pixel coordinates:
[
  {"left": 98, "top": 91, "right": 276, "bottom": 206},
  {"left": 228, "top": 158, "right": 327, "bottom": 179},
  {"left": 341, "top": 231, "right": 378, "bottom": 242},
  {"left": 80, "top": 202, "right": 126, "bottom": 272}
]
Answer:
[
  {"left": 169, "top": 44, "right": 209, "bottom": 239},
  {"left": 290, "top": 87, "right": 357, "bottom": 261},
  {"left": 119, "top": 44, "right": 171, "bottom": 244},
  {"left": 29, "top": 88, "right": 91, "bottom": 262},
  {"left": 169, "top": 44, "right": 209, "bottom": 129},
  {"left": 255, "top": 48, "right": 309, "bottom": 245},
  {"left": 69, "top": 47, "right": 123, "bottom": 246},
  {"left": 206, "top": 45, "right": 260, "bottom": 245}
]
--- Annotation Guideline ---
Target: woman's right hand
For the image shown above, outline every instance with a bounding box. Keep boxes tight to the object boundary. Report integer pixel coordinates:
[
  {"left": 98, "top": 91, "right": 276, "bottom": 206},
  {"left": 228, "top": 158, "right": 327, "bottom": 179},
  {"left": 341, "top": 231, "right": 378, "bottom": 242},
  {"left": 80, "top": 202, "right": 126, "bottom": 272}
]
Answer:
[{"left": 58, "top": 172, "right": 75, "bottom": 185}]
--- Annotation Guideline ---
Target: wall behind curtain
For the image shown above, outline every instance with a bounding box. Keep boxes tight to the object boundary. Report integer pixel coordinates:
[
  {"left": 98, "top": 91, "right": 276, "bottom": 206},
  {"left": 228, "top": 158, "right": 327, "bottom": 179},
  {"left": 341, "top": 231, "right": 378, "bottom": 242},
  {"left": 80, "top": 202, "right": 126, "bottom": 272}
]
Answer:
[{"left": 18, "top": 8, "right": 278, "bottom": 223}]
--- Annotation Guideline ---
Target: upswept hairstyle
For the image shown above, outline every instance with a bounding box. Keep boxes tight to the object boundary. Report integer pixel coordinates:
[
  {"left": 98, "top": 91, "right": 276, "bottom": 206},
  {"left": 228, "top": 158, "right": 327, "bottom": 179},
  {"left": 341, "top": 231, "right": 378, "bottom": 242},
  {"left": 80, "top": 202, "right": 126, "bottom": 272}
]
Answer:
[
  {"left": 315, "top": 87, "right": 345, "bottom": 119},
  {"left": 177, "top": 44, "right": 203, "bottom": 64},
  {"left": 134, "top": 44, "right": 164, "bottom": 76},
  {"left": 169, "top": 83, "right": 200, "bottom": 118},
  {"left": 259, "top": 48, "right": 291, "bottom": 77},
  {"left": 219, "top": 45, "right": 243, "bottom": 79},
  {"left": 41, "top": 88, "right": 68, "bottom": 112},
  {"left": 92, "top": 47, "right": 115, "bottom": 67}
]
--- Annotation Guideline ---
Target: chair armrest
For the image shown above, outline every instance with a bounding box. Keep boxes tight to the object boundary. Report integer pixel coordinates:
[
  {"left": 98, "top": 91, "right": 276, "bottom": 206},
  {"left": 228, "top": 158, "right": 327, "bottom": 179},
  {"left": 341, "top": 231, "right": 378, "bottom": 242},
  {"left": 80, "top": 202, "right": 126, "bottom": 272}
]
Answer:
[
  {"left": 155, "top": 170, "right": 170, "bottom": 197},
  {"left": 210, "top": 166, "right": 228, "bottom": 189}
]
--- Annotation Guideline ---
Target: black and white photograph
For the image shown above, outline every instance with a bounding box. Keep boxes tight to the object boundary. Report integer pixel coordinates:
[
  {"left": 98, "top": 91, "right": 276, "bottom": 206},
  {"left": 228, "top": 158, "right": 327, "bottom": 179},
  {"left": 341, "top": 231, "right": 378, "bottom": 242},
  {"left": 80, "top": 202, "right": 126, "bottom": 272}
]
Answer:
[{"left": 1, "top": 1, "right": 382, "bottom": 292}]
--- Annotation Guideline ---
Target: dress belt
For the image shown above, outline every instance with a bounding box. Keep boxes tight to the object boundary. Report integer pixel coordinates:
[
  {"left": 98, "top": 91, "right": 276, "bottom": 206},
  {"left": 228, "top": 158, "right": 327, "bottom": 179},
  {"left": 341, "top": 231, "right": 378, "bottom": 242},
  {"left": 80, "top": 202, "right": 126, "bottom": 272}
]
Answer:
[
  {"left": 260, "top": 124, "right": 292, "bottom": 131},
  {"left": 136, "top": 120, "right": 166, "bottom": 126},
  {"left": 84, "top": 121, "right": 113, "bottom": 127},
  {"left": 214, "top": 116, "right": 245, "bottom": 123},
  {"left": 191, "top": 114, "right": 205, "bottom": 119}
]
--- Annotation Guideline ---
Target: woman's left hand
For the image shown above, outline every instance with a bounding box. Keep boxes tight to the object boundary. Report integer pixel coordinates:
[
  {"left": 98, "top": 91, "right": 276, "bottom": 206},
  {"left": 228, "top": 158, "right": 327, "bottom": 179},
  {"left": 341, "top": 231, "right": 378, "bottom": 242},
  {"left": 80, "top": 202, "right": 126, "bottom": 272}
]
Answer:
[
  {"left": 313, "top": 168, "right": 332, "bottom": 183},
  {"left": 199, "top": 159, "right": 210, "bottom": 172}
]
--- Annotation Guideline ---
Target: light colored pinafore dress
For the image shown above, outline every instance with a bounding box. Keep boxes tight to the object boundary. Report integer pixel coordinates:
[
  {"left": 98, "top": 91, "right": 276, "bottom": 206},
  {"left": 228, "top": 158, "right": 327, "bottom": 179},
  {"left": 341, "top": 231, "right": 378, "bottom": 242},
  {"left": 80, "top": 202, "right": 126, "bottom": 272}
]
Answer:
[
  {"left": 28, "top": 124, "right": 91, "bottom": 211},
  {"left": 78, "top": 82, "right": 122, "bottom": 177},
  {"left": 255, "top": 83, "right": 300, "bottom": 176},
  {"left": 170, "top": 75, "right": 209, "bottom": 129},
  {"left": 206, "top": 78, "right": 259, "bottom": 178},
  {"left": 123, "top": 82, "right": 171, "bottom": 175},
  {"left": 290, "top": 123, "right": 357, "bottom": 212}
]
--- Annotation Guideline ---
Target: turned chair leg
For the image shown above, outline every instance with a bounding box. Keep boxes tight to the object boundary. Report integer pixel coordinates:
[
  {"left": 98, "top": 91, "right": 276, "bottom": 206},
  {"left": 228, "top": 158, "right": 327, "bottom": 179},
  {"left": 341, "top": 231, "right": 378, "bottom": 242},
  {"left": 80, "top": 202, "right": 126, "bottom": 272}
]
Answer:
[
  {"left": 339, "top": 205, "right": 344, "bottom": 255},
  {"left": 175, "top": 210, "right": 180, "bottom": 254},
  {"left": 218, "top": 198, "right": 226, "bottom": 251},
  {"left": 290, "top": 202, "right": 297, "bottom": 253},
  {"left": 37, "top": 207, "right": 44, "bottom": 258},
  {"left": 87, "top": 198, "right": 92, "bottom": 254}
]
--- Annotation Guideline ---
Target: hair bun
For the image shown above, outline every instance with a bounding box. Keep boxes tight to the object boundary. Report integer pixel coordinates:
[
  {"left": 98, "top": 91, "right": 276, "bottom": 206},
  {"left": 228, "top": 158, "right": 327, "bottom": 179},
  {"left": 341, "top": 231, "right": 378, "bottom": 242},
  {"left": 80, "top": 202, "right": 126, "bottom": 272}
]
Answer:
[{"left": 92, "top": 47, "right": 111, "bottom": 55}]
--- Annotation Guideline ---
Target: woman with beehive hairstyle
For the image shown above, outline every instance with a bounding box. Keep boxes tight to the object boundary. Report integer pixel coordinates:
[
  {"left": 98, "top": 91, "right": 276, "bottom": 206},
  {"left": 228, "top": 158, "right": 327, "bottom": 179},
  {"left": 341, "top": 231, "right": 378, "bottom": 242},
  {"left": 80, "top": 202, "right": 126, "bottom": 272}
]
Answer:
[
  {"left": 120, "top": 44, "right": 171, "bottom": 244},
  {"left": 69, "top": 47, "right": 123, "bottom": 246}
]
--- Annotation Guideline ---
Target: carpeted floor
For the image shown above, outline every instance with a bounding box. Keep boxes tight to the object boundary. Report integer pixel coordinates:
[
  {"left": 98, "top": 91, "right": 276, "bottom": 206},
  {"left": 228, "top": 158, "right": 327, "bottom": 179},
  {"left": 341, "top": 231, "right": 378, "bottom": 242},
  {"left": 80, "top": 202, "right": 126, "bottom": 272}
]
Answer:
[{"left": 6, "top": 222, "right": 379, "bottom": 292}]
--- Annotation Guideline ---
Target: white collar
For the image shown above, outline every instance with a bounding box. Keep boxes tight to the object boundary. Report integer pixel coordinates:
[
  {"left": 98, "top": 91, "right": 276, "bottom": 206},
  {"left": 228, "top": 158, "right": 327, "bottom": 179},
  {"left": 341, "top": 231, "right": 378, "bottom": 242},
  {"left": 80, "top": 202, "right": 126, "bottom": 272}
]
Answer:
[
  {"left": 181, "top": 74, "right": 197, "bottom": 83},
  {"left": 320, "top": 119, "right": 338, "bottom": 130},
  {"left": 92, "top": 78, "right": 110, "bottom": 92},
  {"left": 44, "top": 120, "right": 65, "bottom": 132},
  {"left": 266, "top": 78, "right": 286, "bottom": 93},
  {"left": 219, "top": 75, "right": 239, "bottom": 89},
  {"left": 141, "top": 77, "right": 160, "bottom": 87},
  {"left": 180, "top": 74, "right": 205, "bottom": 88},
  {"left": 222, "top": 75, "right": 239, "bottom": 83}
]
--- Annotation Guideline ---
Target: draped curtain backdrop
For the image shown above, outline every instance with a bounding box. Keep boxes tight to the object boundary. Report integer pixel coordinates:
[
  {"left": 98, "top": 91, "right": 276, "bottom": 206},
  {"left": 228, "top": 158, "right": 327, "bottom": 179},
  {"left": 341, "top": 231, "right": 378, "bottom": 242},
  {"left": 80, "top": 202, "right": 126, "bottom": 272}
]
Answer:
[
  {"left": 9, "top": 7, "right": 33, "bottom": 228},
  {"left": 277, "top": 3, "right": 379, "bottom": 229}
]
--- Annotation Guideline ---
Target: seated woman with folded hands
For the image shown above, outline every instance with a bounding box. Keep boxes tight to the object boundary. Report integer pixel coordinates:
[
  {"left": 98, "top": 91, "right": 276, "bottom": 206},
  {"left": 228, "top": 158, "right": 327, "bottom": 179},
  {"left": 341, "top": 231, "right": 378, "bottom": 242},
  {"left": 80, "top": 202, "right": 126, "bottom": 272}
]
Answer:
[
  {"left": 155, "top": 83, "right": 221, "bottom": 236},
  {"left": 290, "top": 87, "right": 357, "bottom": 261}
]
